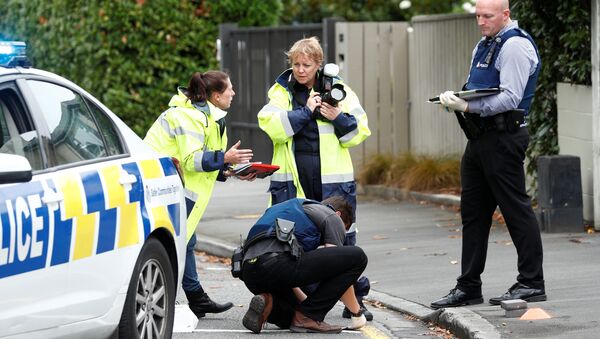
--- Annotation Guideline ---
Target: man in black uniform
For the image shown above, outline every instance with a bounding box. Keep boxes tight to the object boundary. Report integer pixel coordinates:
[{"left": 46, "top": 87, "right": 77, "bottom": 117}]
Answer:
[
  {"left": 238, "top": 196, "right": 368, "bottom": 333},
  {"left": 431, "top": 0, "right": 546, "bottom": 309}
]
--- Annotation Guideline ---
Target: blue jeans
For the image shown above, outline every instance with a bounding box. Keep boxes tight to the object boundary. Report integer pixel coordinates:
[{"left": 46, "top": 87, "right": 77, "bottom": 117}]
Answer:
[
  {"left": 344, "top": 231, "right": 357, "bottom": 246},
  {"left": 182, "top": 233, "right": 203, "bottom": 292},
  {"left": 182, "top": 198, "right": 203, "bottom": 292}
]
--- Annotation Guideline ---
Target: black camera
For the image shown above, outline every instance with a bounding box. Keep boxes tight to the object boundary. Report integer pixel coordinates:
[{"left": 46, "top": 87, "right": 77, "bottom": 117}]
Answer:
[{"left": 313, "top": 63, "right": 346, "bottom": 120}]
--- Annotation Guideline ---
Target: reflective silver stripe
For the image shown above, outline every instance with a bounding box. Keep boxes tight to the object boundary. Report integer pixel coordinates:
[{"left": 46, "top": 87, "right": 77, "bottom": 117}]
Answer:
[
  {"left": 264, "top": 103, "right": 293, "bottom": 137},
  {"left": 321, "top": 173, "right": 355, "bottom": 184},
  {"left": 193, "top": 152, "right": 206, "bottom": 172},
  {"left": 185, "top": 189, "right": 198, "bottom": 202},
  {"left": 270, "top": 172, "right": 294, "bottom": 182},
  {"left": 350, "top": 106, "right": 367, "bottom": 118},
  {"left": 159, "top": 117, "right": 205, "bottom": 143},
  {"left": 318, "top": 124, "right": 334, "bottom": 134},
  {"left": 339, "top": 128, "right": 359, "bottom": 143},
  {"left": 159, "top": 117, "right": 176, "bottom": 137}
]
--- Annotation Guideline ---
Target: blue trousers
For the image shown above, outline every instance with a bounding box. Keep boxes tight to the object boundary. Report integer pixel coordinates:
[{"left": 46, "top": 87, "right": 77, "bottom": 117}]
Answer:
[{"left": 182, "top": 198, "right": 203, "bottom": 293}]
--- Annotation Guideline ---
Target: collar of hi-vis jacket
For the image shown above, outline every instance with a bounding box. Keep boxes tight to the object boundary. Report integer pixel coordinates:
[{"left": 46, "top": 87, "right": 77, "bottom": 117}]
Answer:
[
  {"left": 275, "top": 68, "right": 343, "bottom": 95},
  {"left": 169, "top": 87, "right": 228, "bottom": 121}
]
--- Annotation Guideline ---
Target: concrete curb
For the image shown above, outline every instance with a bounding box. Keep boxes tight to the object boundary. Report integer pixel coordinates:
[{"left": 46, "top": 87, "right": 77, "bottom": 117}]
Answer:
[
  {"left": 360, "top": 184, "right": 461, "bottom": 207},
  {"left": 196, "top": 234, "right": 236, "bottom": 258},
  {"left": 366, "top": 290, "right": 501, "bottom": 339}
]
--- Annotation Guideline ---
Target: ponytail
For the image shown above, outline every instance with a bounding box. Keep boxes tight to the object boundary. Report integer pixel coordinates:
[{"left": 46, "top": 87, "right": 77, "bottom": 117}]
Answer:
[{"left": 187, "top": 71, "right": 229, "bottom": 103}]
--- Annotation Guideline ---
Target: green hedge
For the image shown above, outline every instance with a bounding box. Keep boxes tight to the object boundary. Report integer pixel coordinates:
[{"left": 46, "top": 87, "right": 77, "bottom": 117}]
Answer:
[
  {"left": 0, "top": 0, "right": 281, "bottom": 136},
  {"left": 512, "top": 0, "right": 591, "bottom": 191}
]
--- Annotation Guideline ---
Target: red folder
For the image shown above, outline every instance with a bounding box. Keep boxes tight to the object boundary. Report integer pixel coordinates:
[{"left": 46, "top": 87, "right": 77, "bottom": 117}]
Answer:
[{"left": 234, "top": 163, "right": 280, "bottom": 179}]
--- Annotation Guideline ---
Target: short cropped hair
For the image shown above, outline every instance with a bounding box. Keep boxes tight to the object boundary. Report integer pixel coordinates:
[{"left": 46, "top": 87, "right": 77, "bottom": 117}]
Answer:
[
  {"left": 285, "top": 37, "right": 324, "bottom": 66},
  {"left": 321, "top": 196, "right": 353, "bottom": 229}
]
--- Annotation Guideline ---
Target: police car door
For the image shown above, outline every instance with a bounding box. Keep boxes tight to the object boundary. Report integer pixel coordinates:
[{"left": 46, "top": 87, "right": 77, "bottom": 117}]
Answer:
[
  {"left": 20, "top": 77, "right": 144, "bottom": 326},
  {"left": 0, "top": 79, "right": 69, "bottom": 335}
]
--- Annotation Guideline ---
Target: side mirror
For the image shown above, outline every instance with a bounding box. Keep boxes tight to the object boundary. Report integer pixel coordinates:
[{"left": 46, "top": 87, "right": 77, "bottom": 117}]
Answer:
[{"left": 0, "top": 153, "right": 33, "bottom": 184}]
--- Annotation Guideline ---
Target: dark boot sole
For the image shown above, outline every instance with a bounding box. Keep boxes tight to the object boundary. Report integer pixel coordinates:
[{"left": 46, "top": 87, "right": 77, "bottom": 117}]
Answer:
[
  {"left": 243, "top": 295, "right": 266, "bottom": 333},
  {"left": 489, "top": 294, "right": 547, "bottom": 305},
  {"left": 289, "top": 325, "right": 342, "bottom": 334},
  {"left": 430, "top": 297, "right": 484, "bottom": 309}
]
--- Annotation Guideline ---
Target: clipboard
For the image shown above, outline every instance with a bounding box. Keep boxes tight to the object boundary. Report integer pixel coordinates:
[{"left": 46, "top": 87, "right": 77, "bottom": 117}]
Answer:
[
  {"left": 234, "top": 163, "right": 280, "bottom": 179},
  {"left": 428, "top": 88, "right": 502, "bottom": 103}
]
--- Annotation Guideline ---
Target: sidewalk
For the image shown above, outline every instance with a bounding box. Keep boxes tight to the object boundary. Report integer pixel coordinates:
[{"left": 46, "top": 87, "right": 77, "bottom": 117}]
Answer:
[{"left": 196, "top": 179, "right": 600, "bottom": 339}]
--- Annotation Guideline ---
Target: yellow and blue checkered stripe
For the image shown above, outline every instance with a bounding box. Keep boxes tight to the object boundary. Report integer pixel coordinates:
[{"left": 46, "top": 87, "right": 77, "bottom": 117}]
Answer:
[{"left": 0, "top": 157, "right": 181, "bottom": 278}]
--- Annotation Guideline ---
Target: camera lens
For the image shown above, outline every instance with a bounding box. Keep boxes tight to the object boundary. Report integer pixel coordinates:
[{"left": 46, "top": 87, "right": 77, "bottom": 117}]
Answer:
[{"left": 331, "top": 88, "right": 345, "bottom": 101}]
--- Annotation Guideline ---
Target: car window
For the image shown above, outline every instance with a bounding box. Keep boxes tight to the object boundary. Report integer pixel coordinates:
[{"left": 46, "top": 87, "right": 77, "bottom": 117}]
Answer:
[
  {"left": 0, "top": 87, "right": 43, "bottom": 170},
  {"left": 84, "top": 98, "right": 124, "bottom": 156},
  {"left": 26, "top": 80, "right": 108, "bottom": 165}
]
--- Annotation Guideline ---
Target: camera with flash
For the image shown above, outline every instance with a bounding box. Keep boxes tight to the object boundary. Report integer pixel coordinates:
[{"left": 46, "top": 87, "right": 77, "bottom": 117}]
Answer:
[{"left": 313, "top": 63, "right": 346, "bottom": 120}]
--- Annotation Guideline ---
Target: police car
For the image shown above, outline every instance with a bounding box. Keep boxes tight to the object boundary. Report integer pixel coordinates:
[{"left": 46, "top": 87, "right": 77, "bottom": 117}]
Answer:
[{"left": 0, "top": 41, "right": 187, "bottom": 338}]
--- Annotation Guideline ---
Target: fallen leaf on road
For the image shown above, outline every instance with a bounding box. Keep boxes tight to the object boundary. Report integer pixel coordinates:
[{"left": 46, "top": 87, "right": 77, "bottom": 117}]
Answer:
[
  {"left": 495, "top": 240, "right": 513, "bottom": 246},
  {"left": 493, "top": 211, "right": 505, "bottom": 224},
  {"left": 424, "top": 252, "right": 447, "bottom": 257},
  {"left": 448, "top": 235, "right": 462, "bottom": 239},
  {"left": 372, "top": 234, "right": 389, "bottom": 240},
  {"left": 233, "top": 214, "right": 262, "bottom": 219},
  {"left": 569, "top": 238, "right": 585, "bottom": 244}
]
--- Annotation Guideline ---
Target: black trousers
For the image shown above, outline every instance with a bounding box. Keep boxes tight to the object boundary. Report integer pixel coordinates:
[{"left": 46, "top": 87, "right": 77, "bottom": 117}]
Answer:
[
  {"left": 457, "top": 127, "right": 544, "bottom": 293},
  {"left": 241, "top": 246, "right": 367, "bottom": 327}
]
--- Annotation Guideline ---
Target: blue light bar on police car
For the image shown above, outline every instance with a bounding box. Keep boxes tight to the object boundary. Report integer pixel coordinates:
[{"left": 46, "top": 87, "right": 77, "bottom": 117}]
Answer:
[{"left": 0, "top": 41, "right": 30, "bottom": 68}]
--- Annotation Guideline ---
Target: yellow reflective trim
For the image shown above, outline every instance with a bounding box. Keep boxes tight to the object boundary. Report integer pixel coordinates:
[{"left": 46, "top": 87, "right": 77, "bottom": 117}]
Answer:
[
  {"left": 100, "top": 165, "right": 126, "bottom": 209},
  {"left": 151, "top": 206, "right": 175, "bottom": 235},
  {"left": 140, "top": 159, "right": 162, "bottom": 179},
  {"left": 56, "top": 175, "right": 83, "bottom": 218},
  {"left": 118, "top": 202, "right": 140, "bottom": 248},
  {"left": 73, "top": 212, "right": 97, "bottom": 260}
]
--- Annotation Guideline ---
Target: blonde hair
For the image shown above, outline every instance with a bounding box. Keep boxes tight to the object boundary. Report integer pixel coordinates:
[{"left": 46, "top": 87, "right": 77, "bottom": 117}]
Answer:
[{"left": 285, "top": 37, "right": 323, "bottom": 66}]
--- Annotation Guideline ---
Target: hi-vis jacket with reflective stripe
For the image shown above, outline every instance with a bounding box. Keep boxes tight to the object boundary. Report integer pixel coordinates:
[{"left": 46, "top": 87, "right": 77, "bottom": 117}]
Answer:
[
  {"left": 258, "top": 69, "right": 370, "bottom": 207},
  {"left": 144, "top": 88, "right": 227, "bottom": 240}
]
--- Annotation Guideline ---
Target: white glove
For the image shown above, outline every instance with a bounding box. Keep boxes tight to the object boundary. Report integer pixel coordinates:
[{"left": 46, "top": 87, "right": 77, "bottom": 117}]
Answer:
[{"left": 439, "top": 91, "right": 468, "bottom": 112}]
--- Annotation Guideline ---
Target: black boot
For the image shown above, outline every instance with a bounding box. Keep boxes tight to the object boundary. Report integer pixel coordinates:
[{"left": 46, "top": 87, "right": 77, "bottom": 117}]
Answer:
[
  {"left": 185, "top": 290, "right": 234, "bottom": 319},
  {"left": 342, "top": 299, "right": 373, "bottom": 321}
]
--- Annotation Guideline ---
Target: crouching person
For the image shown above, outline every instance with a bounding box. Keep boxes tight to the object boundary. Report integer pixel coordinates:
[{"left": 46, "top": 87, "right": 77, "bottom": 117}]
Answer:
[{"left": 237, "top": 196, "right": 368, "bottom": 333}]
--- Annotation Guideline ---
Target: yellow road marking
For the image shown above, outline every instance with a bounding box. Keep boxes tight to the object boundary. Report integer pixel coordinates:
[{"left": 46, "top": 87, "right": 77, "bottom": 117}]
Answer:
[{"left": 361, "top": 325, "right": 390, "bottom": 339}]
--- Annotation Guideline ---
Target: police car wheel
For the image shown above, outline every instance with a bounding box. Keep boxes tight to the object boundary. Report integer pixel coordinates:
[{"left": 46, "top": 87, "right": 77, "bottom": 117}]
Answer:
[{"left": 118, "top": 237, "right": 176, "bottom": 338}]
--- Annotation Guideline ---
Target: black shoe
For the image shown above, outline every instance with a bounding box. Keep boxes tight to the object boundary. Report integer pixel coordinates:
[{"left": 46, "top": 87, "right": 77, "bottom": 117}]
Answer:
[
  {"left": 430, "top": 288, "right": 483, "bottom": 309},
  {"left": 185, "top": 290, "right": 234, "bottom": 318},
  {"left": 489, "top": 282, "right": 546, "bottom": 305},
  {"left": 242, "top": 293, "right": 273, "bottom": 334},
  {"left": 342, "top": 306, "right": 373, "bottom": 321}
]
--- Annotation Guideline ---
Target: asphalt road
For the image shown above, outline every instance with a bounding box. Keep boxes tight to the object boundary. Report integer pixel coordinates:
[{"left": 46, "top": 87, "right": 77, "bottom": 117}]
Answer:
[
  {"left": 171, "top": 249, "right": 447, "bottom": 339},
  {"left": 180, "top": 178, "right": 600, "bottom": 339}
]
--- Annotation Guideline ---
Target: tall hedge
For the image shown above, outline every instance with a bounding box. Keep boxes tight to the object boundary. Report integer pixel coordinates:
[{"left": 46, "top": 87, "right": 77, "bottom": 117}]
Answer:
[
  {"left": 512, "top": 0, "right": 591, "bottom": 191},
  {"left": 0, "top": 0, "right": 282, "bottom": 136}
]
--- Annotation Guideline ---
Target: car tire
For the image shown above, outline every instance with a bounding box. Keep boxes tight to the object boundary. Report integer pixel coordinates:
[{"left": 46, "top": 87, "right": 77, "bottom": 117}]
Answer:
[{"left": 118, "top": 237, "right": 175, "bottom": 339}]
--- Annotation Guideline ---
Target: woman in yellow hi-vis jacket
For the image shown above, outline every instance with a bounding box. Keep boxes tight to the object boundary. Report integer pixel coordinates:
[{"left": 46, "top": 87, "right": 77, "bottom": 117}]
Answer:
[
  {"left": 145, "top": 71, "right": 255, "bottom": 319},
  {"left": 257, "top": 37, "right": 373, "bottom": 319}
]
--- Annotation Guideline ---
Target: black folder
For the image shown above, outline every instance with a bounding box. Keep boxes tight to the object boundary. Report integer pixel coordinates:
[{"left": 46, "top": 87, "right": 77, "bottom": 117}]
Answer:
[{"left": 428, "top": 88, "right": 503, "bottom": 103}]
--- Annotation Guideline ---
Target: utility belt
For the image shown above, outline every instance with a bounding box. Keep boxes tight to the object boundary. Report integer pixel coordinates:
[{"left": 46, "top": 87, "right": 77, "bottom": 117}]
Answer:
[
  {"left": 230, "top": 218, "right": 302, "bottom": 280},
  {"left": 455, "top": 109, "right": 525, "bottom": 140}
]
